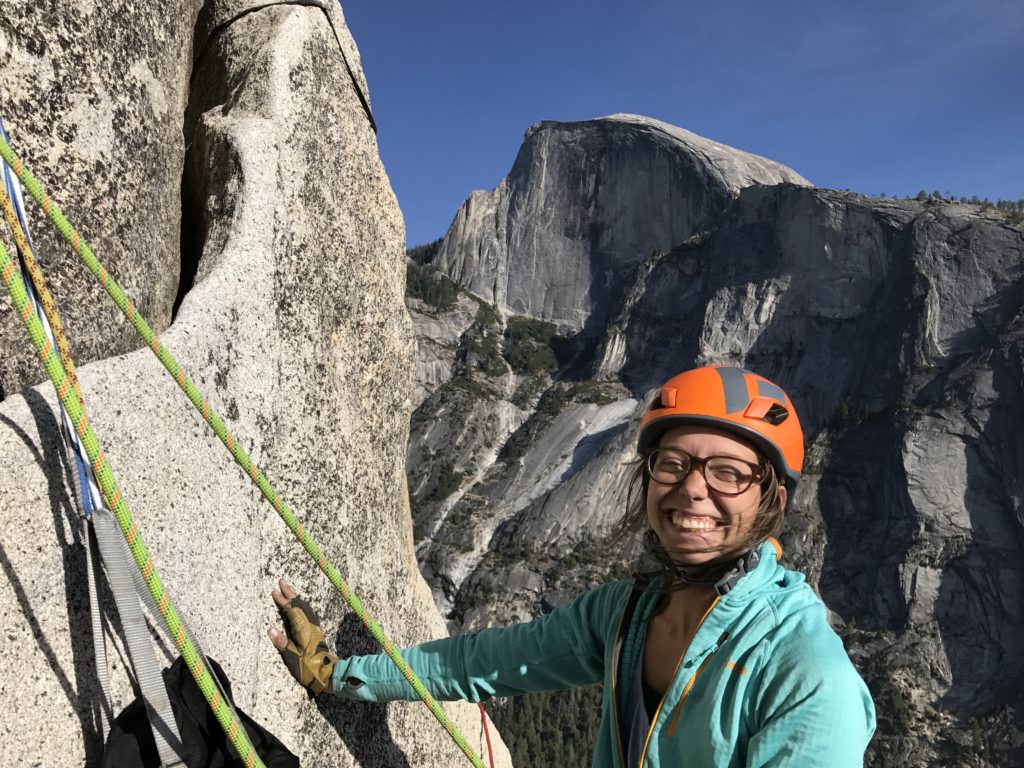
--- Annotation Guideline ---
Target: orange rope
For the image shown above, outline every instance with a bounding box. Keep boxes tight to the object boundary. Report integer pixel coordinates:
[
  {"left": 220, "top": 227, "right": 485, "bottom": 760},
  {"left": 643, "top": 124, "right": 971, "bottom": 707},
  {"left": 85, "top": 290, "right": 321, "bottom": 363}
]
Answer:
[{"left": 478, "top": 704, "right": 496, "bottom": 768}]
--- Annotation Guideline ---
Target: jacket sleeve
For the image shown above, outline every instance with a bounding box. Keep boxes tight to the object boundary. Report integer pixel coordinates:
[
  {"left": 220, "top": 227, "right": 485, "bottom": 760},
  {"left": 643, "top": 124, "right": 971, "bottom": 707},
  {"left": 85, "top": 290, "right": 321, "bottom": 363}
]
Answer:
[
  {"left": 745, "top": 613, "right": 876, "bottom": 768},
  {"left": 330, "top": 580, "right": 630, "bottom": 703}
]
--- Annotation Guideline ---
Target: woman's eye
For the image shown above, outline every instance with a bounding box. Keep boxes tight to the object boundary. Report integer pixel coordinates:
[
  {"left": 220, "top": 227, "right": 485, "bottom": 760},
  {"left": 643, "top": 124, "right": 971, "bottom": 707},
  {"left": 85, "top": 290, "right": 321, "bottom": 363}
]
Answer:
[
  {"left": 711, "top": 466, "right": 744, "bottom": 481},
  {"left": 658, "top": 458, "right": 686, "bottom": 472}
]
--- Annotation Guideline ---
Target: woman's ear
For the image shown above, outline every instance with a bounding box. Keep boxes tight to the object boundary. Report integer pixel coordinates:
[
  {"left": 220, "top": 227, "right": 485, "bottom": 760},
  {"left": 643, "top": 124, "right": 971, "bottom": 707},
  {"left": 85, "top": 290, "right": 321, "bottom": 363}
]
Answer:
[{"left": 778, "top": 483, "right": 788, "bottom": 511}]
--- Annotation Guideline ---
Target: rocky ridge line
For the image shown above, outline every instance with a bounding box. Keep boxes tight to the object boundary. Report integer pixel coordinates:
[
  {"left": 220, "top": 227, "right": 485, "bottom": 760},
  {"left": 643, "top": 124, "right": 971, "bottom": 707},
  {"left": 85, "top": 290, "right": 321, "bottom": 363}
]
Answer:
[
  {"left": 424, "top": 114, "right": 811, "bottom": 332},
  {"left": 407, "top": 119, "right": 1024, "bottom": 766}
]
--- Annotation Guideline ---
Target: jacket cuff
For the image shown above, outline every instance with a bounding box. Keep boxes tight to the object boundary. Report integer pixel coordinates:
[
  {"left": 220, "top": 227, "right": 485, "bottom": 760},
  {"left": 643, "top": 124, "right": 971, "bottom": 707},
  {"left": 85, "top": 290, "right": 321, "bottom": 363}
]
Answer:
[
  {"left": 331, "top": 655, "right": 412, "bottom": 701},
  {"left": 331, "top": 658, "right": 373, "bottom": 700}
]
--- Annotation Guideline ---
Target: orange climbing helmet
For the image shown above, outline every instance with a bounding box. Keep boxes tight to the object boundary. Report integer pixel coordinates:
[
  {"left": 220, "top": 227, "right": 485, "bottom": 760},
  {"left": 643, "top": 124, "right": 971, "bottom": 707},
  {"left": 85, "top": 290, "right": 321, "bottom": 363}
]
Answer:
[{"left": 637, "top": 366, "right": 804, "bottom": 491}]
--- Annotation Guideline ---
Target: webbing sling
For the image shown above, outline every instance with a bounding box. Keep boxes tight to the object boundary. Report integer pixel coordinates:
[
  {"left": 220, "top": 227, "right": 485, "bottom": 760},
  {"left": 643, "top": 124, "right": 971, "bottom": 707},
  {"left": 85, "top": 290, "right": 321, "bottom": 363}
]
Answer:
[
  {"left": 92, "top": 508, "right": 187, "bottom": 766},
  {"left": 1, "top": 123, "right": 184, "bottom": 767},
  {"left": 63, "top": 429, "right": 116, "bottom": 740},
  {"left": 0, "top": 127, "right": 490, "bottom": 767}
]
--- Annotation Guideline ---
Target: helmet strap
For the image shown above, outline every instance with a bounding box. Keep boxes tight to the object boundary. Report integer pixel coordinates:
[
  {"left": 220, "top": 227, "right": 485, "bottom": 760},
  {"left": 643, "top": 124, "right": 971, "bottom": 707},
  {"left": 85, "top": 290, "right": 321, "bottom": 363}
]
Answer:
[
  {"left": 712, "top": 548, "right": 760, "bottom": 595},
  {"left": 641, "top": 529, "right": 761, "bottom": 595}
]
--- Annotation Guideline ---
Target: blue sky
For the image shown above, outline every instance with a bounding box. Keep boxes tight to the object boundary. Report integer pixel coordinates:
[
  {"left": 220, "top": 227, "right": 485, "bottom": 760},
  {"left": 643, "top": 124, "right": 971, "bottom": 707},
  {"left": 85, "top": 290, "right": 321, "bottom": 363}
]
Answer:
[{"left": 343, "top": 1, "right": 1023, "bottom": 247}]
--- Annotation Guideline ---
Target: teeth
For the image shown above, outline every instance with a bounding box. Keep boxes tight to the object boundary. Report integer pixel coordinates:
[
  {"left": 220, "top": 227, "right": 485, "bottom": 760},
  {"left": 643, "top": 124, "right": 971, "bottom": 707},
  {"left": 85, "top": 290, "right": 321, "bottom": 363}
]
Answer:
[{"left": 670, "top": 512, "right": 718, "bottom": 531}]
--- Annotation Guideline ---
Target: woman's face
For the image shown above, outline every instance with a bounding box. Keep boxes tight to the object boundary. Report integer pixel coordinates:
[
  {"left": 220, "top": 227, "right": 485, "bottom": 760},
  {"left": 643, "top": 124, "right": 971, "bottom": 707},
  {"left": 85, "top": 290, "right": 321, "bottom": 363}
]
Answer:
[{"left": 645, "top": 425, "right": 784, "bottom": 566}]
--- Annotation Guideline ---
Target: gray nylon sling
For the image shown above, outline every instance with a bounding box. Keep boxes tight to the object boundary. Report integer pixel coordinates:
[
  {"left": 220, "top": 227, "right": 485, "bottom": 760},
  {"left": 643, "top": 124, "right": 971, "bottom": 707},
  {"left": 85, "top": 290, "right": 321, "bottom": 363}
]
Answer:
[
  {"left": 87, "top": 505, "right": 245, "bottom": 766},
  {"left": 88, "top": 507, "right": 186, "bottom": 767},
  {"left": 84, "top": 516, "right": 114, "bottom": 740},
  {"left": 89, "top": 507, "right": 187, "bottom": 765}
]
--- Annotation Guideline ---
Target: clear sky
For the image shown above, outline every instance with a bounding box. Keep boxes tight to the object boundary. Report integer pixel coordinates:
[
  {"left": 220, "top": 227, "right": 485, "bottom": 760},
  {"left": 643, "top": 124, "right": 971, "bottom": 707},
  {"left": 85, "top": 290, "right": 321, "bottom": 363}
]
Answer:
[{"left": 342, "top": 1, "right": 1023, "bottom": 247}]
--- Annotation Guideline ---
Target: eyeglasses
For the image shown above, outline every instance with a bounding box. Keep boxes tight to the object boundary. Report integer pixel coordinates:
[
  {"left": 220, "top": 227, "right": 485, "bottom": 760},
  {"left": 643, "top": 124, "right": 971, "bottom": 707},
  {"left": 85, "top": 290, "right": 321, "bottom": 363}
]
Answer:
[{"left": 646, "top": 448, "right": 762, "bottom": 496}]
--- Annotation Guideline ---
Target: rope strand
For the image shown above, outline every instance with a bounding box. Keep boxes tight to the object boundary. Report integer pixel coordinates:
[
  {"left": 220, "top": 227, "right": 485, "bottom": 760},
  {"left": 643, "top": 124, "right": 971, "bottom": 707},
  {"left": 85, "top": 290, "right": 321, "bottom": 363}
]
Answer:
[
  {"left": 0, "top": 134, "right": 485, "bottom": 768},
  {"left": 0, "top": 233, "right": 266, "bottom": 768},
  {"left": 0, "top": 187, "right": 83, "bottom": 402}
]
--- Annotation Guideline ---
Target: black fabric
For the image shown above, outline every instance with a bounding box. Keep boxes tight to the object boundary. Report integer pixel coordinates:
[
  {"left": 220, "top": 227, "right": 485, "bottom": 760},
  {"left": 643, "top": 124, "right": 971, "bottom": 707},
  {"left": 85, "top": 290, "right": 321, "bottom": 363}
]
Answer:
[
  {"left": 615, "top": 574, "right": 652, "bottom": 753},
  {"left": 101, "top": 655, "right": 299, "bottom": 768},
  {"left": 641, "top": 677, "right": 661, "bottom": 718}
]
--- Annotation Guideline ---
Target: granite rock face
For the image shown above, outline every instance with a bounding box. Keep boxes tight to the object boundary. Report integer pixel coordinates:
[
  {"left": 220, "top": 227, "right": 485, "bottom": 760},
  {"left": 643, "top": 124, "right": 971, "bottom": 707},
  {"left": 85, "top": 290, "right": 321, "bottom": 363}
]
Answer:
[
  {"left": 0, "top": 0, "right": 202, "bottom": 400},
  {"left": 0, "top": 3, "right": 510, "bottom": 767},
  {"left": 408, "top": 126, "right": 1024, "bottom": 765},
  {"left": 407, "top": 293, "right": 478, "bottom": 409},
  {"left": 425, "top": 113, "right": 810, "bottom": 332}
]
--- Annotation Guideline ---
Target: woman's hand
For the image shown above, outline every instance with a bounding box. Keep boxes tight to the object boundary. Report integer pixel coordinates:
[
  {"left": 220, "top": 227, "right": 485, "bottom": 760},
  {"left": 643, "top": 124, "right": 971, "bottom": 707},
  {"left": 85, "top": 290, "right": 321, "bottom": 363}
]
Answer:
[{"left": 267, "top": 579, "right": 337, "bottom": 695}]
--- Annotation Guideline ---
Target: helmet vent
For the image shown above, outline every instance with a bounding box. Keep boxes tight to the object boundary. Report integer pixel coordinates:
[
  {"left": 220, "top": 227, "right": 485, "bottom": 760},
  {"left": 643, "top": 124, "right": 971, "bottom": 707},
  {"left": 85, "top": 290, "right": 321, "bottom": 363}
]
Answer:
[
  {"left": 763, "top": 403, "right": 789, "bottom": 425},
  {"left": 660, "top": 387, "right": 677, "bottom": 408}
]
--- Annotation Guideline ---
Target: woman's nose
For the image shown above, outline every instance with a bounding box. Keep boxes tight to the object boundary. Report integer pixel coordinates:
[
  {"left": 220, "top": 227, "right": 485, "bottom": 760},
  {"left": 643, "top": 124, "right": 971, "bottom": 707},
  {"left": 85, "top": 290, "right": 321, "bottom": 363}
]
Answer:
[{"left": 675, "top": 464, "right": 709, "bottom": 498}]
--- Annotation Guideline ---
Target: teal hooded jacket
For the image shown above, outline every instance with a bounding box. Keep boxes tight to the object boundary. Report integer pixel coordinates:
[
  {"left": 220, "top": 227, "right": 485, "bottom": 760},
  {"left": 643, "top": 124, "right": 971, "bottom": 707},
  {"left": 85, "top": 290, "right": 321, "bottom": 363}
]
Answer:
[{"left": 332, "top": 540, "right": 876, "bottom": 766}]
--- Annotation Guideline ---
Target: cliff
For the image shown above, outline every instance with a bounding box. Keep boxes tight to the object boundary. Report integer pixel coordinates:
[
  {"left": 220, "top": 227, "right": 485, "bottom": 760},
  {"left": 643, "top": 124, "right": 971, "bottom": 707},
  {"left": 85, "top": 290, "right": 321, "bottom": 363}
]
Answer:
[
  {"left": 423, "top": 113, "right": 810, "bottom": 332},
  {"left": 0, "top": 0, "right": 198, "bottom": 399},
  {"left": 408, "top": 120, "right": 1024, "bottom": 766},
  {"left": 0, "top": 2, "right": 509, "bottom": 766}
]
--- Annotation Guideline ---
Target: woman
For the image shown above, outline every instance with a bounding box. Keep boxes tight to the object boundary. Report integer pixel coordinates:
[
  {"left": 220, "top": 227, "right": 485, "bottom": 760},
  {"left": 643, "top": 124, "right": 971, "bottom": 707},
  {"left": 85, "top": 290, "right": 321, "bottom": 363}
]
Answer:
[{"left": 268, "top": 366, "right": 876, "bottom": 766}]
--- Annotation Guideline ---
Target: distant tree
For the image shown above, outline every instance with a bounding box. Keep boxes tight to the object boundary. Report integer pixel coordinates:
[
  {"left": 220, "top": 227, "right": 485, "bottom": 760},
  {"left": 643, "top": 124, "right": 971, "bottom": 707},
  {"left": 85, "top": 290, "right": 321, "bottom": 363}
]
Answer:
[
  {"left": 970, "top": 195, "right": 981, "bottom": 205},
  {"left": 488, "top": 686, "right": 603, "bottom": 765},
  {"left": 880, "top": 192, "right": 887, "bottom": 199},
  {"left": 563, "top": 743, "right": 579, "bottom": 765},
  {"left": 916, "top": 190, "right": 928, "bottom": 201},
  {"left": 406, "top": 262, "right": 459, "bottom": 310},
  {"left": 406, "top": 237, "right": 444, "bottom": 265}
]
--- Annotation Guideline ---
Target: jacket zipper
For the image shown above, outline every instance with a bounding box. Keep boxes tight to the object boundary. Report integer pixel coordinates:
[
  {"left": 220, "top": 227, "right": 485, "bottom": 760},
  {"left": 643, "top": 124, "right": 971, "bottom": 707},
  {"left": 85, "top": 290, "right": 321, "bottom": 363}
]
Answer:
[
  {"left": 636, "top": 596, "right": 721, "bottom": 767},
  {"left": 664, "top": 632, "right": 729, "bottom": 738}
]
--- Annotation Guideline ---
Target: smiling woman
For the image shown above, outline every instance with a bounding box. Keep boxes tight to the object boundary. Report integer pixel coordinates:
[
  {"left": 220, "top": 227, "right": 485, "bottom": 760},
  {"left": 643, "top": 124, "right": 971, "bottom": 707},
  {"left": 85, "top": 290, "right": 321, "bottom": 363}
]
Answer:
[
  {"left": 268, "top": 365, "right": 876, "bottom": 767},
  {"left": 645, "top": 432, "right": 775, "bottom": 564},
  {"left": 611, "top": 365, "right": 802, "bottom": 580}
]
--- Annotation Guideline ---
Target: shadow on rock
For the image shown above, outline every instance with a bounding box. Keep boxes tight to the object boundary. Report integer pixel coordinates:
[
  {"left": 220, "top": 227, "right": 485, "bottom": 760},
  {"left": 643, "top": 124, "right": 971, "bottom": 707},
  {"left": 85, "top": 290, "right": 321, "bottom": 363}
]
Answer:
[
  {"left": 2, "top": 389, "right": 107, "bottom": 762},
  {"left": 559, "top": 423, "right": 627, "bottom": 485},
  {"left": 937, "top": 350, "right": 1024, "bottom": 764},
  {"left": 816, "top": 414, "right": 916, "bottom": 630},
  {"left": 313, "top": 613, "right": 412, "bottom": 768}
]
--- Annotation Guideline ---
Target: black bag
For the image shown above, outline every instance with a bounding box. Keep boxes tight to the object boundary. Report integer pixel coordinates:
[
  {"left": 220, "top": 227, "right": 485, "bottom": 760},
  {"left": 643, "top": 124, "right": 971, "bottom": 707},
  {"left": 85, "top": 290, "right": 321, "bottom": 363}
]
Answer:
[{"left": 101, "top": 655, "right": 299, "bottom": 767}]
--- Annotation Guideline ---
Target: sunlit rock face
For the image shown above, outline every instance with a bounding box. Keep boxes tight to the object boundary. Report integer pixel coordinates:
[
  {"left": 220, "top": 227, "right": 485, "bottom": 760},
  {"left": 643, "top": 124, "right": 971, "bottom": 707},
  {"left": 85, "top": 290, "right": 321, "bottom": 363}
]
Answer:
[
  {"left": 426, "top": 114, "right": 810, "bottom": 332},
  {"left": 0, "top": 0, "right": 203, "bottom": 399},
  {"left": 409, "top": 119, "right": 1024, "bottom": 765},
  {"left": 0, "top": 3, "right": 511, "bottom": 767}
]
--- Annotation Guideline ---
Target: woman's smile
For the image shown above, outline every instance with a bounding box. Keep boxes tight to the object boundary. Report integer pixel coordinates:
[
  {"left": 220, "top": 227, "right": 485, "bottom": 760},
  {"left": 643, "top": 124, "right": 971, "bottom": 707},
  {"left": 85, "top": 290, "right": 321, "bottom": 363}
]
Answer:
[{"left": 666, "top": 511, "right": 722, "bottom": 532}]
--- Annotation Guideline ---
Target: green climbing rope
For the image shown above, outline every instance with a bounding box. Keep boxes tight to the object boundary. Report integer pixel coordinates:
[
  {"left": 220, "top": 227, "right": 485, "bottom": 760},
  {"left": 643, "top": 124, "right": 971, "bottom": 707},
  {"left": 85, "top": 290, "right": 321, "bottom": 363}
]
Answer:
[
  {"left": 0, "top": 235, "right": 267, "bottom": 768},
  {"left": 1, "top": 190, "right": 84, "bottom": 403},
  {"left": 0, "top": 136, "right": 486, "bottom": 768},
  {"left": 3, "top": 180, "right": 262, "bottom": 763}
]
